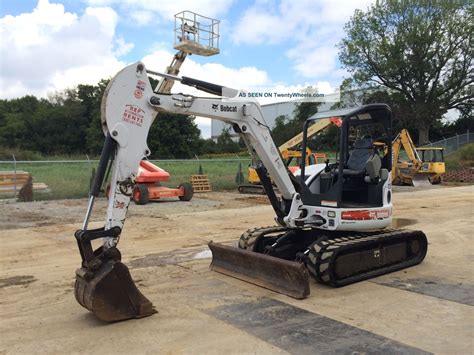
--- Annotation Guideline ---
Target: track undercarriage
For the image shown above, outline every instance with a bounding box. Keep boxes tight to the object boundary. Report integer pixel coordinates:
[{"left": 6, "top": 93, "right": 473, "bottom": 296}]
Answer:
[{"left": 209, "top": 226, "right": 427, "bottom": 298}]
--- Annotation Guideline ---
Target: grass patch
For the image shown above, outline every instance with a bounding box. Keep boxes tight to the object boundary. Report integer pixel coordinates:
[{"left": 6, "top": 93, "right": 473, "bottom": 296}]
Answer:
[
  {"left": 0, "top": 159, "right": 252, "bottom": 201},
  {"left": 0, "top": 150, "right": 338, "bottom": 201},
  {"left": 445, "top": 143, "right": 474, "bottom": 171}
]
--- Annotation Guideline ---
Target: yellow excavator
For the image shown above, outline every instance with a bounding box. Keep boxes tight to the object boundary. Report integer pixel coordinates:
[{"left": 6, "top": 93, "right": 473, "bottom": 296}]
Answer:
[
  {"left": 392, "top": 129, "right": 445, "bottom": 186},
  {"left": 238, "top": 117, "right": 342, "bottom": 194}
]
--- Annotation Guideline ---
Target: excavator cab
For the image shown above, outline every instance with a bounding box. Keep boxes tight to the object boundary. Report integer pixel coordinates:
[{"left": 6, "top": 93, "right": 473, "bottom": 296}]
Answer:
[
  {"left": 298, "top": 105, "right": 392, "bottom": 209},
  {"left": 416, "top": 147, "right": 445, "bottom": 184}
]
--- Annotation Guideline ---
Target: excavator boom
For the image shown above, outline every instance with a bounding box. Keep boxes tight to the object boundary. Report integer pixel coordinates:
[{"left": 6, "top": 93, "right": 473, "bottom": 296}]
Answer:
[{"left": 240, "top": 115, "right": 340, "bottom": 191}]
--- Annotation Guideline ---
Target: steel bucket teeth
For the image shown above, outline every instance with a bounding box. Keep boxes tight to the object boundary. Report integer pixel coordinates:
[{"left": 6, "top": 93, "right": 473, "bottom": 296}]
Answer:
[
  {"left": 75, "top": 260, "right": 156, "bottom": 322},
  {"left": 208, "top": 242, "right": 310, "bottom": 299}
]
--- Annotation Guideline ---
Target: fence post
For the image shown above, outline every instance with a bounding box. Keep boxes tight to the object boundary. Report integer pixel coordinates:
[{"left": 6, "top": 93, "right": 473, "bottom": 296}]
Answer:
[
  {"left": 195, "top": 154, "right": 203, "bottom": 175},
  {"left": 235, "top": 155, "right": 244, "bottom": 184},
  {"left": 467, "top": 129, "right": 470, "bottom": 143},
  {"left": 86, "top": 154, "right": 91, "bottom": 171},
  {"left": 456, "top": 134, "right": 459, "bottom": 150},
  {"left": 12, "top": 154, "right": 17, "bottom": 202}
]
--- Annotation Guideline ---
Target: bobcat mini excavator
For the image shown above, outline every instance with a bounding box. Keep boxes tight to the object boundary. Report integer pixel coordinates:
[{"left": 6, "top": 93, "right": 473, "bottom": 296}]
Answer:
[{"left": 74, "top": 62, "right": 428, "bottom": 322}]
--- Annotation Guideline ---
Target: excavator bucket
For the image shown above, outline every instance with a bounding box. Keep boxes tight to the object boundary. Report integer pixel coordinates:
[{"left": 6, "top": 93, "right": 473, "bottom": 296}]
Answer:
[
  {"left": 208, "top": 242, "right": 310, "bottom": 299},
  {"left": 412, "top": 173, "right": 431, "bottom": 187},
  {"left": 75, "top": 260, "right": 156, "bottom": 322}
]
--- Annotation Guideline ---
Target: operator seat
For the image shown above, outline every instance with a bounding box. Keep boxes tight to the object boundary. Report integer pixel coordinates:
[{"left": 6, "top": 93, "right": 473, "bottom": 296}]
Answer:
[{"left": 343, "top": 138, "right": 374, "bottom": 176}]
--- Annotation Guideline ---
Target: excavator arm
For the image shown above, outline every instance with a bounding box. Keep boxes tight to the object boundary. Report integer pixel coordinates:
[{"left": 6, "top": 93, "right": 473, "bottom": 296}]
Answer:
[
  {"left": 278, "top": 116, "right": 341, "bottom": 153},
  {"left": 391, "top": 129, "right": 425, "bottom": 185},
  {"left": 243, "top": 111, "right": 341, "bottom": 189}
]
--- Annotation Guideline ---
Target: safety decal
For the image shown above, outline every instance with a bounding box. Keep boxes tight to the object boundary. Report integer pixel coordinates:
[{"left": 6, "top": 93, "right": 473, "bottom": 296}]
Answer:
[
  {"left": 114, "top": 201, "right": 126, "bottom": 209},
  {"left": 122, "top": 104, "right": 144, "bottom": 127},
  {"left": 341, "top": 209, "right": 391, "bottom": 220},
  {"left": 134, "top": 89, "right": 143, "bottom": 99},
  {"left": 134, "top": 80, "right": 146, "bottom": 99}
]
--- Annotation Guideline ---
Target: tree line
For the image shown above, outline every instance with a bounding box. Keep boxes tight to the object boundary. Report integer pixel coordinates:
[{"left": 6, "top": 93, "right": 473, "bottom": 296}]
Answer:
[{"left": 0, "top": 78, "right": 243, "bottom": 159}]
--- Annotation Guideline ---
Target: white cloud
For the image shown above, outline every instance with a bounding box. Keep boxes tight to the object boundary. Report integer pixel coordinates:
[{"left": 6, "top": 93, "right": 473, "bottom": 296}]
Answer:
[
  {"left": 232, "top": 9, "right": 293, "bottom": 45},
  {"left": 86, "top": 0, "right": 234, "bottom": 26},
  {"left": 0, "top": 0, "right": 77, "bottom": 47},
  {"left": 286, "top": 44, "right": 340, "bottom": 79},
  {"left": 0, "top": 0, "right": 131, "bottom": 98},
  {"left": 129, "top": 10, "right": 154, "bottom": 26},
  {"left": 232, "top": 0, "right": 374, "bottom": 82},
  {"left": 114, "top": 37, "right": 134, "bottom": 56}
]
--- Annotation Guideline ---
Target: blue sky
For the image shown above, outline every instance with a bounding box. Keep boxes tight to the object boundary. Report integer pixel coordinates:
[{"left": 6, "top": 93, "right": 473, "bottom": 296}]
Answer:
[{"left": 0, "top": 0, "right": 375, "bottom": 137}]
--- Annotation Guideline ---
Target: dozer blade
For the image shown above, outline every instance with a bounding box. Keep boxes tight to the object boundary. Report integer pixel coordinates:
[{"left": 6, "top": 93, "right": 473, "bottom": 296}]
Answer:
[
  {"left": 208, "top": 242, "right": 310, "bottom": 299},
  {"left": 412, "top": 173, "right": 431, "bottom": 187},
  {"left": 75, "top": 260, "right": 156, "bottom": 322}
]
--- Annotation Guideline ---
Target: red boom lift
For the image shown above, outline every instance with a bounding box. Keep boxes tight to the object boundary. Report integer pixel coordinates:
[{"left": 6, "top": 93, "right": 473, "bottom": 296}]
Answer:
[{"left": 132, "top": 160, "right": 193, "bottom": 204}]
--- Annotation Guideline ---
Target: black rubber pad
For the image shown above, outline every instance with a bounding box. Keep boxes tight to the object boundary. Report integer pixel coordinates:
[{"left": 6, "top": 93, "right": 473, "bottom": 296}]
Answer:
[
  {"left": 373, "top": 278, "right": 474, "bottom": 306},
  {"left": 206, "top": 297, "right": 430, "bottom": 354}
]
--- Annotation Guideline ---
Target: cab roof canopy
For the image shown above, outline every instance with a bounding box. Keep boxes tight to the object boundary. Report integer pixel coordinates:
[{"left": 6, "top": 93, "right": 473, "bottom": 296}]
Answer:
[{"left": 308, "top": 104, "right": 391, "bottom": 125}]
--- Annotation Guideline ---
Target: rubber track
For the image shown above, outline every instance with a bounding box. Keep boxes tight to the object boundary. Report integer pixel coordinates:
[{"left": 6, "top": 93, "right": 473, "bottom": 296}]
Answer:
[
  {"left": 306, "top": 228, "right": 428, "bottom": 287},
  {"left": 239, "top": 226, "right": 428, "bottom": 288},
  {"left": 238, "top": 225, "right": 286, "bottom": 251},
  {"left": 237, "top": 185, "right": 266, "bottom": 195}
]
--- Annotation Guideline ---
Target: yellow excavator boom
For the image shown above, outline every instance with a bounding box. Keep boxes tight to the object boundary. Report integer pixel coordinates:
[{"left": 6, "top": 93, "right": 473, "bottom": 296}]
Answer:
[
  {"left": 244, "top": 117, "right": 341, "bottom": 187},
  {"left": 391, "top": 129, "right": 445, "bottom": 186}
]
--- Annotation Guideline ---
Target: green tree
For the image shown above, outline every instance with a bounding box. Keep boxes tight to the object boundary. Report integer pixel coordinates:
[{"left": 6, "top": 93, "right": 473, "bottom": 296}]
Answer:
[
  {"left": 293, "top": 101, "right": 321, "bottom": 122},
  {"left": 271, "top": 114, "right": 300, "bottom": 146},
  {"left": 339, "top": 0, "right": 473, "bottom": 144},
  {"left": 197, "top": 138, "right": 218, "bottom": 155},
  {"left": 215, "top": 127, "right": 240, "bottom": 153},
  {"left": 271, "top": 100, "right": 321, "bottom": 147},
  {"left": 83, "top": 80, "right": 110, "bottom": 154},
  {"left": 147, "top": 112, "right": 202, "bottom": 159}
]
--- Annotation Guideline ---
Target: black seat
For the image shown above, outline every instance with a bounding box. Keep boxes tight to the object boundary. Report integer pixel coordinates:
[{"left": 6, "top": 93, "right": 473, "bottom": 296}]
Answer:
[{"left": 343, "top": 138, "right": 373, "bottom": 176}]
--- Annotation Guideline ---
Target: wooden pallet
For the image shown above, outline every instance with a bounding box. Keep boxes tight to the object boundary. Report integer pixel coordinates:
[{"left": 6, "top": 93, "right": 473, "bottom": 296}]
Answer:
[
  {"left": 190, "top": 175, "right": 212, "bottom": 192},
  {"left": 0, "top": 171, "right": 49, "bottom": 201},
  {"left": 0, "top": 171, "right": 33, "bottom": 201},
  {"left": 0, "top": 171, "right": 31, "bottom": 190}
]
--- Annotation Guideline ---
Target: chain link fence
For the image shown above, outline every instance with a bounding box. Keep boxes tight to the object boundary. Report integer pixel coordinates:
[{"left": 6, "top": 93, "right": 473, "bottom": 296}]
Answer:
[
  {"left": 419, "top": 130, "right": 472, "bottom": 156},
  {"left": 0, "top": 158, "right": 252, "bottom": 201},
  {"left": 1, "top": 131, "right": 471, "bottom": 202}
]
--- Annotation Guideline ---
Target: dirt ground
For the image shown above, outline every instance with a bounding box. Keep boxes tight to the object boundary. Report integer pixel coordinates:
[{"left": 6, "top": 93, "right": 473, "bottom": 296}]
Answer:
[{"left": 0, "top": 186, "right": 473, "bottom": 354}]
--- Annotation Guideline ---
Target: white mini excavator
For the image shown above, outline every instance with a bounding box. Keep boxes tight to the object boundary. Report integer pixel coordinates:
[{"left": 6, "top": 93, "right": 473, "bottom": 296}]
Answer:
[{"left": 74, "top": 62, "right": 428, "bottom": 322}]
